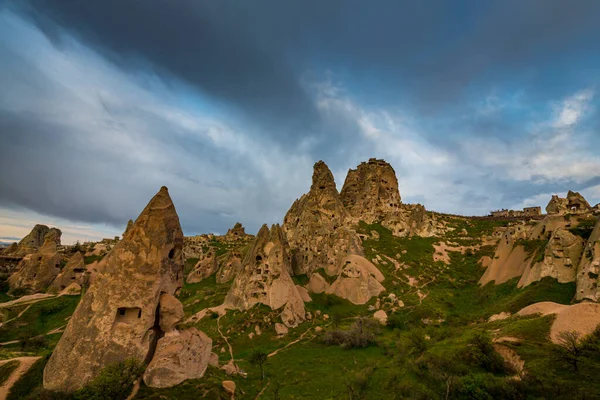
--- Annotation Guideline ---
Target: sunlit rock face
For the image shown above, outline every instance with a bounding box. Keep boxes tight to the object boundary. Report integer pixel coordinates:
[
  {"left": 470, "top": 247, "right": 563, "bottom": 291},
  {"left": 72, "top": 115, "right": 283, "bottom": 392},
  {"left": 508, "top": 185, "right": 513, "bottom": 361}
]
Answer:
[
  {"left": 44, "top": 186, "right": 186, "bottom": 392},
  {"left": 225, "top": 224, "right": 306, "bottom": 327}
]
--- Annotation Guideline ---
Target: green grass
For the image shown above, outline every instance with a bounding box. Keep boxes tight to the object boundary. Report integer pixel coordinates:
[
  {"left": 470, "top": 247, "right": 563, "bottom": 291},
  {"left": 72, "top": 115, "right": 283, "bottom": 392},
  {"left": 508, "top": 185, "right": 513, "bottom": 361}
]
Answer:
[
  {"left": 0, "top": 360, "right": 19, "bottom": 386},
  {"left": 83, "top": 254, "right": 104, "bottom": 264},
  {"left": 7, "top": 357, "right": 47, "bottom": 400},
  {"left": 178, "top": 275, "right": 231, "bottom": 317},
  {"left": 0, "top": 296, "right": 80, "bottom": 344}
]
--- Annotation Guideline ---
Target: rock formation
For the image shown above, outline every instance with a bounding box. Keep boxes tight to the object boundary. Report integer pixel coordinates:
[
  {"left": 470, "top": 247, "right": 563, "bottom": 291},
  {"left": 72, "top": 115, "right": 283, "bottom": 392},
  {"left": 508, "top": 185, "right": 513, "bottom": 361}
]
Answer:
[
  {"left": 15, "top": 224, "right": 51, "bottom": 254},
  {"left": 518, "top": 228, "right": 584, "bottom": 287},
  {"left": 122, "top": 219, "right": 134, "bottom": 239},
  {"left": 49, "top": 252, "right": 87, "bottom": 293},
  {"left": 327, "top": 255, "right": 385, "bottom": 304},
  {"left": 340, "top": 159, "right": 443, "bottom": 238},
  {"left": 225, "top": 222, "right": 247, "bottom": 240},
  {"left": 546, "top": 191, "right": 592, "bottom": 215},
  {"left": 576, "top": 217, "right": 600, "bottom": 301},
  {"left": 216, "top": 250, "right": 243, "bottom": 283},
  {"left": 8, "top": 230, "right": 63, "bottom": 294},
  {"left": 186, "top": 251, "right": 218, "bottom": 283},
  {"left": 340, "top": 158, "right": 401, "bottom": 222},
  {"left": 283, "top": 161, "right": 362, "bottom": 276},
  {"left": 224, "top": 224, "right": 305, "bottom": 327},
  {"left": 44, "top": 187, "right": 210, "bottom": 392}
]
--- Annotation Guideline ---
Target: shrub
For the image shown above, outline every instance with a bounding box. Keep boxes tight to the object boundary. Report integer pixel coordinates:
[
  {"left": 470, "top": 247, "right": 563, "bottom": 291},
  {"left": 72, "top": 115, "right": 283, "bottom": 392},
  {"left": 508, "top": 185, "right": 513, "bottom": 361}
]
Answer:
[
  {"left": 554, "top": 330, "right": 585, "bottom": 372},
  {"left": 462, "top": 331, "right": 511, "bottom": 374},
  {"left": 73, "top": 358, "right": 145, "bottom": 400},
  {"left": 322, "top": 317, "right": 380, "bottom": 349}
]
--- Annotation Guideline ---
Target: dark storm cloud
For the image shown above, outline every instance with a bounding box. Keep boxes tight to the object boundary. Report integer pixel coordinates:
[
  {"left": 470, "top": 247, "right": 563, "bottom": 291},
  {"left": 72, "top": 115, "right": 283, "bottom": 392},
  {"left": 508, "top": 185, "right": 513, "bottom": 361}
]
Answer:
[{"left": 18, "top": 0, "right": 600, "bottom": 121}]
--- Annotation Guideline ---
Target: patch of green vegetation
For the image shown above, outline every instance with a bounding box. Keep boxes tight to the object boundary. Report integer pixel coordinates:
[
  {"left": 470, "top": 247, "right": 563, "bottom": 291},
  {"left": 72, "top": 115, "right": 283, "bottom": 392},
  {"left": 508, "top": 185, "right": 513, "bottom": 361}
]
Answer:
[
  {"left": 515, "top": 238, "right": 548, "bottom": 263},
  {"left": 136, "top": 366, "right": 230, "bottom": 399},
  {"left": 183, "top": 257, "right": 199, "bottom": 275},
  {"left": 83, "top": 254, "right": 104, "bottom": 264},
  {"left": 291, "top": 273, "right": 309, "bottom": 286},
  {"left": 0, "top": 296, "right": 80, "bottom": 344},
  {"left": 6, "top": 356, "right": 46, "bottom": 400},
  {"left": 0, "top": 360, "right": 19, "bottom": 386},
  {"left": 569, "top": 217, "right": 597, "bottom": 240},
  {"left": 208, "top": 239, "right": 229, "bottom": 257},
  {"left": 178, "top": 275, "right": 230, "bottom": 317}
]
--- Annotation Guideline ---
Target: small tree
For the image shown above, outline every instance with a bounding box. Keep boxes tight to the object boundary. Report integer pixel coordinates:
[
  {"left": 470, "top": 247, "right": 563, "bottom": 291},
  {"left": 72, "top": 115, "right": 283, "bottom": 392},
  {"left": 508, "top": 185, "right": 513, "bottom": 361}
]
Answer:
[
  {"left": 555, "top": 330, "right": 584, "bottom": 372},
  {"left": 250, "top": 350, "right": 268, "bottom": 381}
]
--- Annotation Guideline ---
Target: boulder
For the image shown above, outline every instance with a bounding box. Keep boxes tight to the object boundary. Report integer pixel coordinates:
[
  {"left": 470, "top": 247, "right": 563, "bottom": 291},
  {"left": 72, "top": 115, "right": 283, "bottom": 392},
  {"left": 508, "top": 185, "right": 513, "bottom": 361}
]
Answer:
[
  {"left": 222, "top": 380, "right": 236, "bottom": 396},
  {"left": 307, "top": 273, "right": 329, "bottom": 294},
  {"left": 209, "top": 352, "right": 219, "bottom": 367},
  {"left": 49, "top": 252, "right": 86, "bottom": 293},
  {"left": 43, "top": 186, "right": 187, "bottom": 392},
  {"left": 143, "top": 328, "right": 212, "bottom": 388},
  {"left": 275, "top": 323, "right": 288, "bottom": 335},
  {"left": 158, "top": 293, "right": 184, "bottom": 332},
  {"left": 327, "top": 255, "right": 385, "bottom": 304},
  {"left": 373, "top": 310, "right": 388, "bottom": 324},
  {"left": 224, "top": 224, "right": 305, "bottom": 327}
]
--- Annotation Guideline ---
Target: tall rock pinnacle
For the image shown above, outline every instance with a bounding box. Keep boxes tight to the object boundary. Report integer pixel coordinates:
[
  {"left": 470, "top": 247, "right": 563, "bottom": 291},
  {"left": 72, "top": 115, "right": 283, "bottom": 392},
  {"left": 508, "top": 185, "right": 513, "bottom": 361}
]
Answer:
[{"left": 44, "top": 186, "right": 191, "bottom": 392}]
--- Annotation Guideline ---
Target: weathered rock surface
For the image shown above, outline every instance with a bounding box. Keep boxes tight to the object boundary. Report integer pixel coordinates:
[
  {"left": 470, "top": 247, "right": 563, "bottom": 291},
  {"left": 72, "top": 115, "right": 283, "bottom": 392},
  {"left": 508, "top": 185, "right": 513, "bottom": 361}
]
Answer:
[
  {"left": 186, "top": 252, "right": 218, "bottom": 283},
  {"left": 327, "top": 255, "right": 385, "bottom": 304},
  {"left": 49, "top": 252, "right": 86, "bottom": 293},
  {"left": 216, "top": 250, "right": 243, "bottom": 283},
  {"left": 307, "top": 272, "right": 330, "bottom": 294},
  {"left": 340, "top": 158, "right": 401, "bottom": 223},
  {"left": 518, "top": 228, "right": 584, "bottom": 287},
  {"left": 14, "top": 224, "right": 51, "bottom": 255},
  {"left": 576, "top": 217, "right": 600, "bottom": 301},
  {"left": 283, "top": 161, "right": 363, "bottom": 276},
  {"left": 143, "top": 328, "right": 212, "bottom": 388},
  {"left": 8, "top": 231, "right": 63, "bottom": 294},
  {"left": 225, "top": 224, "right": 306, "bottom": 327},
  {"left": 222, "top": 380, "right": 236, "bottom": 395},
  {"left": 373, "top": 309, "right": 388, "bottom": 324},
  {"left": 123, "top": 219, "right": 134, "bottom": 239},
  {"left": 226, "top": 222, "right": 247, "bottom": 240},
  {"left": 546, "top": 191, "right": 592, "bottom": 215},
  {"left": 43, "top": 186, "right": 186, "bottom": 392},
  {"left": 158, "top": 293, "right": 184, "bottom": 332}
]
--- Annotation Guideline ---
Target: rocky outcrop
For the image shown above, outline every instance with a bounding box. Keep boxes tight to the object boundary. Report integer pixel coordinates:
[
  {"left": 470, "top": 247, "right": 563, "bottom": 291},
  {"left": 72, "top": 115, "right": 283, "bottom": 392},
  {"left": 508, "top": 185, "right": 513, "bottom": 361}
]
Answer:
[
  {"left": 8, "top": 230, "right": 63, "bottom": 294},
  {"left": 216, "top": 250, "right": 243, "bottom": 283},
  {"left": 283, "top": 161, "right": 362, "bottom": 276},
  {"left": 186, "top": 252, "right": 218, "bottom": 283},
  {"left": 546, "top": 191, "right": 592, "bottom": 215},
  {"left": 15, "top": 224, "right": 51, "bottom": 255},
  {"left": 225, "top": 222, "right": 247, "bottom": 240},
  {"left": 518, "top": 228, "right": 584, "bottom": 287},
  {"left": 327, "top": 254, "right": 385, "bottom": 304},
  {"left": 43, "top": 186, "right": 190, "bottom": 392},
  {"left": 576, "top": 217, "right": 600, "bottom": 301},
  {"left": 479, "top": 224, "right": 532, "bottom": 285},
  {"left": 340, "top": 158, "right": 401, "bottom": 223},
  {"left": 49, "top": 252, "right": 87, "bottom": 293},
  {"left": 143, "top": 328, "right": 212, "bottom": 388},
  {"left": 224, "top": 224, "right": 305, "bottom": 327},
  {"left": 122, "top": 219, "right": 134, "bottom": 239}
]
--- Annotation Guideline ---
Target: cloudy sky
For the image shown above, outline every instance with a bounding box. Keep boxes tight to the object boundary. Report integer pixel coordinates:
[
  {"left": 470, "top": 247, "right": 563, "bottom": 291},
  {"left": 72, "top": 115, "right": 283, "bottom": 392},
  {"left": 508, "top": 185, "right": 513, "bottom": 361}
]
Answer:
[{"left": 1, "top": 0, "right": 600, "bottom": 244}]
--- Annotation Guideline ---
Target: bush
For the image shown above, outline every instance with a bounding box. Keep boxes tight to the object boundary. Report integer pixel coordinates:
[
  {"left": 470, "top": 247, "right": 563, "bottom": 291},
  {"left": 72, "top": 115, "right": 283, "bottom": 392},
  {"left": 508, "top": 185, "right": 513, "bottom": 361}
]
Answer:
[
  {"left": 322, "top": 317, "right": 380, "bottom": 349},
  {"left": 462, "top": 331, "right": 511, "bottom": 374},
  {"left": 73, "top": 358, "right": 145, "bottom": 400}
]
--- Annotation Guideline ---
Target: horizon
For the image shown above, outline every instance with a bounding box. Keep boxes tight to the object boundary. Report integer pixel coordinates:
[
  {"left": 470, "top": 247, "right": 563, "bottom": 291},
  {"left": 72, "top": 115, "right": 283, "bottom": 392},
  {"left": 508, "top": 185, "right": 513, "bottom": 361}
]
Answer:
[{"left": 1, "top": 1, "right": 600, "bottom": 244}]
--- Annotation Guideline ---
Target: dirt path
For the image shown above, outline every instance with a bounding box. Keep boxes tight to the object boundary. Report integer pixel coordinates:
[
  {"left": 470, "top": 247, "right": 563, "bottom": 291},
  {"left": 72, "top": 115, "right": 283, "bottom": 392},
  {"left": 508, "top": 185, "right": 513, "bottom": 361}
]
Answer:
[
  {"left": 217, "top": 314, "right": 235, "bottom": 362},
  {"left": 255, "top": 378, "right": 271, "bottom": 399},
  {"left": 0, "top": 305, "right": 32, "bottom": 328},
  {"left": 0, "top": 356, "right": 41, "bottom": 400},
  {"left": 267, "top": 327, "right": 314, "bottom": 358}
]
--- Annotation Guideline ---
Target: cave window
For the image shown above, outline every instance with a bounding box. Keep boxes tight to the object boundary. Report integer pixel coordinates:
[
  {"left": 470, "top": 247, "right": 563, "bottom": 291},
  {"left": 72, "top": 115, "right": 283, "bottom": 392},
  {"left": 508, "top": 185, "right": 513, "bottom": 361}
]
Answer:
[
  {"left": 256, "top": 255, "right": 262, "bottom": 262},
  {"left": 168, "top": 248, "right": 175, "bottom": 259},
  {"left": 115, "top": 307, "right": 142, "bottom": 324}
]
